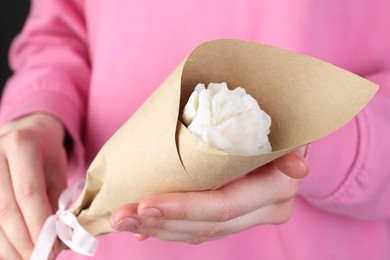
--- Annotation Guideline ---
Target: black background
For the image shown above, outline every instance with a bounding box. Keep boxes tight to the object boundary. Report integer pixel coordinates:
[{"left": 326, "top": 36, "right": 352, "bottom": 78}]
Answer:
[{"left": 0, "top": 0, "right": 30, "bottom": 94}]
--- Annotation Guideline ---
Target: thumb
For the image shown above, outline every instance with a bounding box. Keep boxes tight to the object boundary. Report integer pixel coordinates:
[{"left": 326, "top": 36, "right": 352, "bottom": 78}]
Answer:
[{"left": 273, "top": 147, "right": 309, "bottom": 179}]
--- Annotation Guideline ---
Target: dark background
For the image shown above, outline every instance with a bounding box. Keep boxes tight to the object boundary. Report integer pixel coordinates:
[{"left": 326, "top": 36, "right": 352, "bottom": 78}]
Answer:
[{"left": 0, "top": 0, "right": 30, "bottom": 94}]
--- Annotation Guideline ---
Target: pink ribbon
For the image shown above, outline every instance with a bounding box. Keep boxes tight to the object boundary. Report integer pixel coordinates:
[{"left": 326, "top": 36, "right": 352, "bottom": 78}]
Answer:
[{"left": 30, "top": 181, "right": 99, "bottom": 259}]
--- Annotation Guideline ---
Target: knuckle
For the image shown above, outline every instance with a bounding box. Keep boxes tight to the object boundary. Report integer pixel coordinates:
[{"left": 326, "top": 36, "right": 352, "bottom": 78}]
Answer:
[
  {"left": 15, "top": 181, "right": 39, "bottom": 204},
  {"left": 6, "top": 130, "right": 28, "bottom": 147},
  {"left": 151, "top": 219, "right": 165, "bottom": 231},
  {"left": 139, "top": 220, "right": 162, "bottom": 237},
  {"left": 5, "top": 130, "right": 39, "bottom": 155},
  {"left": 197, "top": 224, "right": 225, "bottom": 240},
  {"left": 215, "top": 199, "right": 237, "bottom": 222},
  {"left": 0, "top": 199, "right": 12, "bottom": 220}
]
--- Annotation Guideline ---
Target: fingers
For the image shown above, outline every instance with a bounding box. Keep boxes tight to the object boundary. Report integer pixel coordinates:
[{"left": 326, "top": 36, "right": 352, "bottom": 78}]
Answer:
[
  {"left": 7, "top": 142, "right": 53, "bottom": 244},
  {"left": 273, "top": 149, "right": 309, "bottom": 179},
  {"left": 0, "top": 157, "right": 34, "bottom": 259},
  {"left": 0, "top": 228, "right": 21, "bottom": 260},
  {"left": 117, "top": 200, "right": 294, "bottom": 244},
  {"left": 137, "top": 164, "right": 297, "bottom": 222},
  {"left": 144, "top": 200, "right": 292, "bottom": 236},
  {"left": 110, "top": 150, "right": 302, "bottom": 244},
  {"left": 0, "top": 114, "right": 67, "bottom": 259},
  {"left": 111, "top": 165, "right": 298, "bottom": 244},
  {"left": 110, "top": 203, "right": 139, "bottom": 228},
  {"left": 110, "top": 203, "right": 150, "bottom": 241},
  {"left": 0, "top": 135, "right": 54, "bottom": 258}
]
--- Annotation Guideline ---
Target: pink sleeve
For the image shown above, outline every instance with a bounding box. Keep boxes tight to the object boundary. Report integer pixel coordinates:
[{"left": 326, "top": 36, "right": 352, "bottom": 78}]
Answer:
[
  {"left": 299, "top": 71, "right": 390, "bottom": 221},
  {"left": 0, "top": 0, "right": 89, "bottom": 167}
]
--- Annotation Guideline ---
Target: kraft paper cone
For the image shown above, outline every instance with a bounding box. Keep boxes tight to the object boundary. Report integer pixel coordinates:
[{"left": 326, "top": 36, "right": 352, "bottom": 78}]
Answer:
[{"left": 70, "top": 39, "right": 378, "bottom": 236}]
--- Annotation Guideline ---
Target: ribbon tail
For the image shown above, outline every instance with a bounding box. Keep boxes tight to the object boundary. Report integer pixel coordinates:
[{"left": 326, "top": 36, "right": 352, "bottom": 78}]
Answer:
[
  {"left": 30, "top": 215, "right": 57, "bottom": 260},
  {"left": 57, "top": 212, "right": 99, "bottom": 256},
  {"left": 30, "top": 179, "right": 98, "bottom": 259}
]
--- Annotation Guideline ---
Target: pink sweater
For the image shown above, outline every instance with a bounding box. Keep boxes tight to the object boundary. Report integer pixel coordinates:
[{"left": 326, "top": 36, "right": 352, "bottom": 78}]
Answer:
[{"left": 1, "top": 0, "right": 390, "bottom": 259}]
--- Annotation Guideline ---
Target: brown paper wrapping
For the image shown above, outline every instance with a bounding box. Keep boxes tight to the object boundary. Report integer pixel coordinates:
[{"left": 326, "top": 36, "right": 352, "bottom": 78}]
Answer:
[{"left": 70, "top": 39, "right": 378, "bottom": 236}]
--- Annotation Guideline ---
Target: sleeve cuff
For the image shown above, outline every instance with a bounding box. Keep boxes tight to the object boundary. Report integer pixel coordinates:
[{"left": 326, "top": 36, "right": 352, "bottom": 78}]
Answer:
[{"left": 0, "top": 89, "right": 85, "bottom": 173}]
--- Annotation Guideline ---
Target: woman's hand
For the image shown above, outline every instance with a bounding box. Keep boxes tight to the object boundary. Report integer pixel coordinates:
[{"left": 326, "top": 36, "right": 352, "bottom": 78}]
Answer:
[
  {"left": 0, "top": 113, "right": 68, "bottom": 259},
  {"left": 110, "top": 149, "right": 308, "bottom": 244}
]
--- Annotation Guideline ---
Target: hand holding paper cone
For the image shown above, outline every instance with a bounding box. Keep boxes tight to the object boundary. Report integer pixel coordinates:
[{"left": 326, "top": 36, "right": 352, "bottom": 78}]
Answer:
[{"left": 69, "top": 39, "right": 378, "bottom": 237}]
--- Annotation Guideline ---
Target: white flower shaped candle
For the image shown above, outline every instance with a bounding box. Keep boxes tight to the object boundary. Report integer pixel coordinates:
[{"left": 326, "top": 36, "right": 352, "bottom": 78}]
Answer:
[{"left": 183, "top": 82, "right": 272, "bottom": 156}]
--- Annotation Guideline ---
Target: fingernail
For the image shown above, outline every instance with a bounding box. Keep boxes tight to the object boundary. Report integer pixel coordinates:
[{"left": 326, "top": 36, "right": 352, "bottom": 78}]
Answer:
[
  {"left": 116, "top": 217, "right": 141, "bottom": 232},
  {"left": 140, "top": 208, "right": 163, "bottom": 218},
  {"left": 295, "top": 151, "right": 310, "bottom": 173},
  {"left": 296, "top": 146, "right": 307, "bottom": 156}
]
